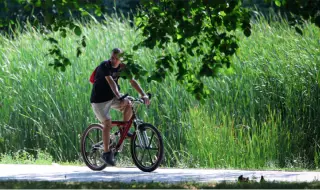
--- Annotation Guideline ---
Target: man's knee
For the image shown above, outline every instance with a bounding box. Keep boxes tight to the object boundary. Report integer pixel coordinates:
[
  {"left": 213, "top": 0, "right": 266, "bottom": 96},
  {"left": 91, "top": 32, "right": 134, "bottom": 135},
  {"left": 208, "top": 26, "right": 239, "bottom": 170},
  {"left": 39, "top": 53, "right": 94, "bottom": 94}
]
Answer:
[
  {"left": 124, "top": 103, "right": 132, "bottom": 113},
  {"left": 123, "top": 99, "right": 131, "bottom": 107},
  {"left": 120, "top": 99, "right": 131, "bottom": 112}
]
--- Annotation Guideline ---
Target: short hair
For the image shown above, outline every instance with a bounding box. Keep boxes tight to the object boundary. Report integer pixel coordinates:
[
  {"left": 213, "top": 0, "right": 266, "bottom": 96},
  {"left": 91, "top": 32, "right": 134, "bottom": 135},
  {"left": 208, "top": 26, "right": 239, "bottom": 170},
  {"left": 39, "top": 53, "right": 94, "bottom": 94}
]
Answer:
[{"left": 112, "top": 48, "right": 123, "bottom": 55}]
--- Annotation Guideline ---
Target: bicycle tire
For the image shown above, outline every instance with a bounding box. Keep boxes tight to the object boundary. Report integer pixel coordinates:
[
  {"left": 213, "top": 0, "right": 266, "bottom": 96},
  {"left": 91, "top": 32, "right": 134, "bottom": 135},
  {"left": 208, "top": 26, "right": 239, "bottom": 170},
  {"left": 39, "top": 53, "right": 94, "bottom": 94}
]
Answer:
[
  {"left": 130, "top": 123, "right": 164, "bottom": 172},
  {"left": 80, "top": 124, "right": 107, "bottom": 171}
]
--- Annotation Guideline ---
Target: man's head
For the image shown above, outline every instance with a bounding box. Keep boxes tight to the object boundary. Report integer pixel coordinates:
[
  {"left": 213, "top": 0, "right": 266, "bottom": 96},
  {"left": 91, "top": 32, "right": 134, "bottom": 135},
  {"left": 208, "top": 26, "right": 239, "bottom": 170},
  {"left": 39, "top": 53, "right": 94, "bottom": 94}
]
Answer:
[{"left": 110, "top": 48, "right": 123, "bottom": 67}]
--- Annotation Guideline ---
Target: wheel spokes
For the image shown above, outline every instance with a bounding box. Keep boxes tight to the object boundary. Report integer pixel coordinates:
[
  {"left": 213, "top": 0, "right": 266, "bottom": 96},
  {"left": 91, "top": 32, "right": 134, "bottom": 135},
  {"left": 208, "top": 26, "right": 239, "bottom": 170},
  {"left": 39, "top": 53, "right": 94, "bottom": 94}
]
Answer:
[
  {"left": 88, "top": 137, "right": 95, "bottom": 144},
  {"left": 146, "top": 133, "right": 155, "bottom": 165},
  {"left": 135, "top": 128, "right": 160, "bottom": 168},
  {"left": 84, "top": 127, "right": 105, "bottom": 168}
]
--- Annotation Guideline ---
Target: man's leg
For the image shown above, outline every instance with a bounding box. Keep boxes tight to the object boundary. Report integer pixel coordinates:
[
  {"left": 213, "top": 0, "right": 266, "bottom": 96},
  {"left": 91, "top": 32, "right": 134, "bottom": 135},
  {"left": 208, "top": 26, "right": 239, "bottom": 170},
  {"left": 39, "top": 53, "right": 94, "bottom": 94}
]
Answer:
[
  {"left": 91, "top": 101, "right": 115, "bottom": 166},
  {"left": 122, "top": 99, "right": 132, "bottom": 121},
  {"left": 112, "top": 98, "right": 133, "bottom": 137},
  {"left": 121, "top": 99, "right": 134, "bottom": 138},
  {"left": 100, "top": 104, "right": 115, "bottom": 166},
  {"left": 101, "top": 118, "right": 115, "bottom": 166},
  {"left": 102, "top": 119, "right": 112, "bottom": 153}
]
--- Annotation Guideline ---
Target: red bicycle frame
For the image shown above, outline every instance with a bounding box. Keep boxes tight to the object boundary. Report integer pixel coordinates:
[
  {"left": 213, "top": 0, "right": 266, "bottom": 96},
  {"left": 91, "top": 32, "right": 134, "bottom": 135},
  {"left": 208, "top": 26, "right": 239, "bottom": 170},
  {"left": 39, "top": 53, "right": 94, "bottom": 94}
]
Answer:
[{"left": 111, "top": 114, "right": 136, "bottom": 150}]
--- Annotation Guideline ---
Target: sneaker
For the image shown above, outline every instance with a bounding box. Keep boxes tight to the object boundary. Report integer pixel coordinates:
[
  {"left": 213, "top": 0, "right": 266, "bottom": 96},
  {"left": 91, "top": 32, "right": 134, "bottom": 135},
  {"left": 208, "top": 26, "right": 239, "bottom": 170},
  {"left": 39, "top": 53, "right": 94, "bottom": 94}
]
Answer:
[
  {"left": 126, "top": 131, "right": 134, "bottom": 138},
  {"left": 119, "top": 128, "right": 134, "bottom": 138},
  {"left": 101, "top": 151, "right": 116, "bottom": 166}
]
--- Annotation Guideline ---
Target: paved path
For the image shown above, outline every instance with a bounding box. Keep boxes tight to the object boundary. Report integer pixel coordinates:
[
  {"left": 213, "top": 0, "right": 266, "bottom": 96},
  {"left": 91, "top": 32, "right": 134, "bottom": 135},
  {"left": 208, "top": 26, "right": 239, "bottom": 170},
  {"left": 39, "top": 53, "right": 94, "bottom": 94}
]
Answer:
[{"left": 0, "top": 164, "right": 319, "bottom": 183}]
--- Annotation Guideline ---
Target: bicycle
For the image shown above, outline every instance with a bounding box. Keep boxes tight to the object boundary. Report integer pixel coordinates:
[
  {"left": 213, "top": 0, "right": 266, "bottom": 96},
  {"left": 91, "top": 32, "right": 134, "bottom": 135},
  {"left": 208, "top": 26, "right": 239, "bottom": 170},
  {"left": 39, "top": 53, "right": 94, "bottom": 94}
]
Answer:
[{"left": 80, "top": 93, "right": 164, "bottom": 172}]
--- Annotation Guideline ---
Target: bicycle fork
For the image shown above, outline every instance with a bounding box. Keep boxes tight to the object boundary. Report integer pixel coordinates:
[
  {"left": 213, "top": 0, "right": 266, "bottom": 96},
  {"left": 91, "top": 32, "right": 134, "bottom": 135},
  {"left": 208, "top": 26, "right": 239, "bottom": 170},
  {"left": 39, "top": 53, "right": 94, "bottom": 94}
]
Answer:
[{"left": 136, "top": 129, "right": 150, "bottom": 148}]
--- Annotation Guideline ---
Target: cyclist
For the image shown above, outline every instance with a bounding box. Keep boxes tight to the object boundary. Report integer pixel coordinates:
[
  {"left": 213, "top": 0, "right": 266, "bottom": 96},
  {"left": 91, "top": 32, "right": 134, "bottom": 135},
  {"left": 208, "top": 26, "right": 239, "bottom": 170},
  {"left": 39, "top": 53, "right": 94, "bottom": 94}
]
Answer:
[{"left": 90, "top": 48, "right": 150, "bottom": 166}]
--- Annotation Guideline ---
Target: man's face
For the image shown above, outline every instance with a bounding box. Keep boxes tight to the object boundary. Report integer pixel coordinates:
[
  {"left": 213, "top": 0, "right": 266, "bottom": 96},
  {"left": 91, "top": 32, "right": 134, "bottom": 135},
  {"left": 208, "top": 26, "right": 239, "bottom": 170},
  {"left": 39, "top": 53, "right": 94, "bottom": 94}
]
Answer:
[{"left": 111, "top": 53, "right": 121, "bottom": 66}]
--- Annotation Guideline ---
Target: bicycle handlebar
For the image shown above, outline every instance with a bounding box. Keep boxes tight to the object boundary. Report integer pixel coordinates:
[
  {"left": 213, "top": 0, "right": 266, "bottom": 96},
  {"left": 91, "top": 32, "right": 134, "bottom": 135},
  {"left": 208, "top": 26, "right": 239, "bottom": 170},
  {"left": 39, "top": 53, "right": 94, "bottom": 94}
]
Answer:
[
  {"left": 118, "top": 93, "right": 129, "bottom": 101},
  {"left": 118, "top": 93, "right": 152, "bottom": 104}
]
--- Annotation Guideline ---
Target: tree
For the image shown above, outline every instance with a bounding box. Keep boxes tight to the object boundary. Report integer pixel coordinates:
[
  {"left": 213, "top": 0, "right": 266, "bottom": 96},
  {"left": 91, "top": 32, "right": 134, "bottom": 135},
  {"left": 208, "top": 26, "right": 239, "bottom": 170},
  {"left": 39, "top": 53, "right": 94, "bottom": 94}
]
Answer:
[
  {"left": 270, "top": 0, "right": 320, "bottom": 35},
  {"left": 124, "top": 0, "right": 319, "bottom": 100},
  {"left": 1, "top": 0, "right": 319, "bottom": 100},
  {"left": 0, "top": 0, "right": 105, "bottom": 71},
  {"left": 123, "top": 0, "right": 252, "bottom": 101}
]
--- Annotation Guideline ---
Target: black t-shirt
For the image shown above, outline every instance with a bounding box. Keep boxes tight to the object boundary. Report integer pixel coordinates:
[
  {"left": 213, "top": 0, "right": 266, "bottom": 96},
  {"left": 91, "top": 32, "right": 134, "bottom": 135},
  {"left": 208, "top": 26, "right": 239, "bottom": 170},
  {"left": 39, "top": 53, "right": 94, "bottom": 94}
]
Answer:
[{"left": 90, "top": 60, "right": 123, "bottom": 103}]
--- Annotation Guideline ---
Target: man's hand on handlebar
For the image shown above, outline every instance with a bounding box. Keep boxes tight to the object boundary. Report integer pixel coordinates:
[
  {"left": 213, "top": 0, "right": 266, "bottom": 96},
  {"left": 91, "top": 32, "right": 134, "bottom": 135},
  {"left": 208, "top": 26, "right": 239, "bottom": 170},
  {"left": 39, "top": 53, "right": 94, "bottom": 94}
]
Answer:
[
  {"left": 118, "top": 93, "right": 152, "bottom": 106},
  {"left": 118, "top": 94, "right": 128, "bottom": 101},
  {"left": 141, "top": 95, "right": 150, "bottom": 105}
]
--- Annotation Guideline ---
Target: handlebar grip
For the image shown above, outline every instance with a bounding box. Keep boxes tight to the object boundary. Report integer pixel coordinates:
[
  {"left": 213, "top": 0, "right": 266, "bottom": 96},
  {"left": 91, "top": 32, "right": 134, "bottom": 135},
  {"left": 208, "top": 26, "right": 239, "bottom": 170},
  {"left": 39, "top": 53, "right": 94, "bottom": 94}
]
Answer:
[{"left": 118, "top": 93, "right": 128, "bottom": 101}]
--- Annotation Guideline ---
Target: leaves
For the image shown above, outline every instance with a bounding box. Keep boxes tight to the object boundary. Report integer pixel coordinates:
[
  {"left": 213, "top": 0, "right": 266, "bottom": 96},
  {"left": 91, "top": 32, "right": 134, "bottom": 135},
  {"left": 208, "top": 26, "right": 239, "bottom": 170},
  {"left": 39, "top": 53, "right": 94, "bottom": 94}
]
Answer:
[
  {"left": 0, "top": 0, "right": 106, "bottom": 72},
  {"left": 244, "top": 28, "right": 251, "bottom": 37},
  {"left": 47, "top": 44, "right": 72, "bottom": 71},
  {"left": 132, "top": 0, "right": 252, "bottom": 101},
  {"left": 74, "top": 25, "right": 82, "bottom": 36},
  {"left": 63, "top": 58, "right": 71, "bottom": 66},
  {"left": 120, "top": 54, "right": 148, "bottom": 81},
  {"left": 315, "top": 15, "right": 320, "bottom": 28},
  {"left": 76, "top": 47, "right": 82, "bottom": 57},
  {"left": 295, "top": 26, "right": 303, "bottom": 36},
  {"left": 275, "top": 0, "right": 281, "bottom": 7},
  {"left": 46, "top": 37, "right": 58, "bottom": 44},
  {"left": 81, "top": 39, "right": 86, "bottom": 48},
  {"left": 267, "top": 0, "right": 320, "bottom": 34},
  {"left": 60, "top": 28, "right": 67, "bottom": 38},
  {"left": 3, "top": 0, "right": 318, "bottom": 101}
]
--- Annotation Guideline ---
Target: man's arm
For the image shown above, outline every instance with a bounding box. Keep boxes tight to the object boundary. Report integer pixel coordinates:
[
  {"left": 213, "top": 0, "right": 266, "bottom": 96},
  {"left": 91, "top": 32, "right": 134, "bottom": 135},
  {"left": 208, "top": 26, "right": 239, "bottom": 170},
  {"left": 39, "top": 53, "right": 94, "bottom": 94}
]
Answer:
[
  {"left": 130, "top": 79, "right": 150, "bottom": 105},
  {"left": 105, "top": 76, "right": 121, "bottom": 99},
  {"left": 130, "top": 79, "right": 146, "bottom": 97}
]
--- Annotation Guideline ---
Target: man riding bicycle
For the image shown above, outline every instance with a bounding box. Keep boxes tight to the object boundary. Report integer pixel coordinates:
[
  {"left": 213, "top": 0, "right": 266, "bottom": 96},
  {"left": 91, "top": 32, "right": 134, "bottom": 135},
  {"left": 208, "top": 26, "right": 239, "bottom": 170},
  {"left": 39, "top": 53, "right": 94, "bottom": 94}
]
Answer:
[{"left": 90, "top": 48, "right": 150, "bottom": 166}]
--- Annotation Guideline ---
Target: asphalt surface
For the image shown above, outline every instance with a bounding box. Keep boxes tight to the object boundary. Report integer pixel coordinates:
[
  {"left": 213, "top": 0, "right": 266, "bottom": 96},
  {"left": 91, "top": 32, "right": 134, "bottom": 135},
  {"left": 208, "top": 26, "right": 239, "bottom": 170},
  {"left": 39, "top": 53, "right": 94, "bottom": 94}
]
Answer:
[{"left": 0, "top": 164, "right": 319, "bottom": 183}]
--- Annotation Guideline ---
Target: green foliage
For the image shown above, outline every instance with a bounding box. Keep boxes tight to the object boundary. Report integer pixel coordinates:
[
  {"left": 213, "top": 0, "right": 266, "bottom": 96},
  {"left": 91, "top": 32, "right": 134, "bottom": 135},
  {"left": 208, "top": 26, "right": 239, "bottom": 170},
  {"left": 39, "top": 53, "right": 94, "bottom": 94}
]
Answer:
[
  {"left": 0, "top": 149, "right": 53, "bottom": 165},
  {"left": 119, "top": 52, "right": 148, "bottom": 80},
  {"left": 0, "top": 15, "right": 319, "bottom": 169},
  {"left": 268, "top": 0, "right": 320, "bottom": 34},
  {"left": 1, "top": 0, "right": 319, "bottom": 100},
  {"left": 274, "top": 0, "right": 282, "bottom": 7},
  {"left": 0, "top": 0, "right": 104, "bottom": 71},
  {"left": 131, "top": 0, "right": 252, "bottom": 100}
]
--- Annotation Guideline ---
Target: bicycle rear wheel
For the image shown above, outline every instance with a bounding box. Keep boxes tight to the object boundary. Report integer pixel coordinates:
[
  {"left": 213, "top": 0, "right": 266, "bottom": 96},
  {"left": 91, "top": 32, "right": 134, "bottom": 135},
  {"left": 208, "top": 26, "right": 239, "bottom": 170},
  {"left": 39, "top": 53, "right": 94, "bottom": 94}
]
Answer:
[
  {"left": 130, "top": 123, "right": 164, "bottom": 172},
  {"left": 80, "top": 124, "right": 107, "bottom": 171}
]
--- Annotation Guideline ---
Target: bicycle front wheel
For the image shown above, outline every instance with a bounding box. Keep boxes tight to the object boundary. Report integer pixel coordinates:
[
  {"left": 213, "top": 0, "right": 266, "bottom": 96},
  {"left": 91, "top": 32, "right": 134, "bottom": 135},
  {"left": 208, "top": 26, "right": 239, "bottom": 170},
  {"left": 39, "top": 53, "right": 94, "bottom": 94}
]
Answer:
[{"left": 130, "top": 123, "right": 164, "bottom": 172}]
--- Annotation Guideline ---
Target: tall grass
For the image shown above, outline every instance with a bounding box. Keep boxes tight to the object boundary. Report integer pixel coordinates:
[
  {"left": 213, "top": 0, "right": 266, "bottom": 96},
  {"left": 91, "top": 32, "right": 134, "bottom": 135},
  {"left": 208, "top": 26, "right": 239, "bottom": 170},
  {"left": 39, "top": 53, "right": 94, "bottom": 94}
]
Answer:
[{"left": 0, "top": 14, "right": 319, "bottom": 169}]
